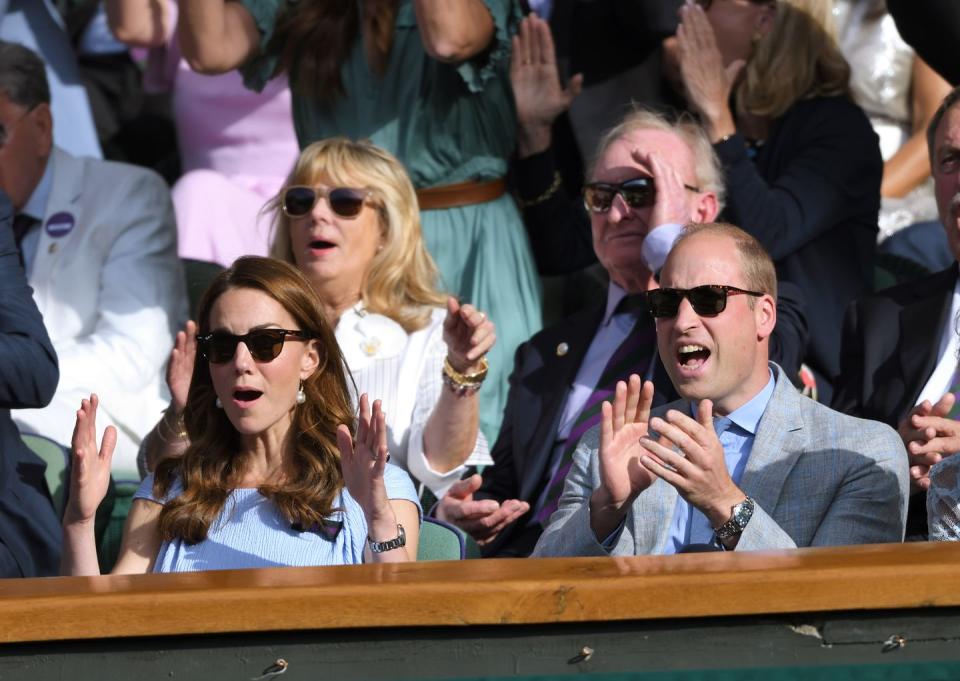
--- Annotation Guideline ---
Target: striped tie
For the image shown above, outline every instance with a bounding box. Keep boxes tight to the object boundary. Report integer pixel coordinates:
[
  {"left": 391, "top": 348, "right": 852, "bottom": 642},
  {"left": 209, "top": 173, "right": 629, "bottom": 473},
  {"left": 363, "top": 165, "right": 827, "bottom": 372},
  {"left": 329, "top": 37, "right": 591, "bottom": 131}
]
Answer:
[{"left": 534, "top": 296, "right": 656, "bottom": 525}]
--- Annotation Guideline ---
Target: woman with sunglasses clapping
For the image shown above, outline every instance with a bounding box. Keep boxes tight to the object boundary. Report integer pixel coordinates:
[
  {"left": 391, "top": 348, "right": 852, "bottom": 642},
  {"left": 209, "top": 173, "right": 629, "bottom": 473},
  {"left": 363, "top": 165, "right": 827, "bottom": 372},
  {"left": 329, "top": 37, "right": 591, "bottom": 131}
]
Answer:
[
  {"left": 63, "top": 257, "right": 420, "bottom": 574},
  {"left": 143, "top": 138, "right": 495, "bottom": 503}
]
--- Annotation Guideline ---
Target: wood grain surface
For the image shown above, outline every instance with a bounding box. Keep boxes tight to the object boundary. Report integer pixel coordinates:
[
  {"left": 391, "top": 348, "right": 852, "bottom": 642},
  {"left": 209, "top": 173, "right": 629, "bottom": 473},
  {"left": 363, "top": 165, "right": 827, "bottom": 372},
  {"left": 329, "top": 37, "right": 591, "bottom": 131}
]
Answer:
[{"left": 3, "top": 542, "right": 959, "bottom": 643}]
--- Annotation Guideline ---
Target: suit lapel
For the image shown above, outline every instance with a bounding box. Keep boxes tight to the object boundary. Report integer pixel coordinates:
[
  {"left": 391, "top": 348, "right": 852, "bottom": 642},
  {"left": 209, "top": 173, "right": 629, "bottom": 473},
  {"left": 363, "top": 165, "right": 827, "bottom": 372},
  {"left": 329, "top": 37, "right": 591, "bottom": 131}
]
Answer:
[
  {"left": 30, "top": 149, "right": 82, "bottom": 291},
  {"left": 896, "top": 267, "right": 956, "bottom": 414},
  {"left": 517, "top": 304, "right": 605, "bottom": 501},
  {"left": 739, "top": 369, "right": 807, "bottom": 516}
]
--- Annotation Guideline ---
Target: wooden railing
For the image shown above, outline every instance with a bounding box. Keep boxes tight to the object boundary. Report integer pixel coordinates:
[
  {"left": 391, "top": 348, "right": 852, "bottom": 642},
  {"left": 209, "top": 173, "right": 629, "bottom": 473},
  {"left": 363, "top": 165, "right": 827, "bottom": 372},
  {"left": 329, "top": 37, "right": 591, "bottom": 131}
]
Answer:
[{"left": 3, "top": 542, "right": 960, "bottom": 644}]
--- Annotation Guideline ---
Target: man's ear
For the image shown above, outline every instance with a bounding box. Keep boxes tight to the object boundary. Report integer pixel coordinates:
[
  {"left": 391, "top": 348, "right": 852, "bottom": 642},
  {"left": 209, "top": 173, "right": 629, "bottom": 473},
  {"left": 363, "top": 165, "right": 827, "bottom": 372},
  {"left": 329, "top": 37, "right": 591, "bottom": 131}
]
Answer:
[
  {"left": 300, "top": 338, "right": 321, "bottom": 379},
  {"left": 32, "top": 102, "right": 53, "bottom": 155},
  {"left": 695, "top": 191, "right": 720, "bottom": 223},
  {"left": 755, "top": 294, "right": 776, "bottom": 341}
]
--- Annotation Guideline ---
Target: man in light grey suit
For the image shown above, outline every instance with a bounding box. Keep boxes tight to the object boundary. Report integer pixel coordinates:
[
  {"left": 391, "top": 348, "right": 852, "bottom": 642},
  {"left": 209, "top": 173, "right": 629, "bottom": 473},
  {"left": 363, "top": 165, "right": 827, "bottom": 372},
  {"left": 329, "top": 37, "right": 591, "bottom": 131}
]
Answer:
[{"left": 534, "top": 223, "right": 909, "bottom": 556}]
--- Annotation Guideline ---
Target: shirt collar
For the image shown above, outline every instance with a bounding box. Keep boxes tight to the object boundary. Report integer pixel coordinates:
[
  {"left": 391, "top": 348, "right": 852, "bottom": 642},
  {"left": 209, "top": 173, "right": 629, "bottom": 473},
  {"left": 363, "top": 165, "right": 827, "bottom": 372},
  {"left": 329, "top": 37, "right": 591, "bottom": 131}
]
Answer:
[
  {"left": 21, "top": 157, "right": 54, "bottom": 221},
  {"left": 726, "top": 370, "right": 776, "bottom": 435},
  {"left": 692, "top": 369, "right": 775, "bottom": 436},
  {"left": 602, "top": 281, "right": 629, "bottom": 327}
]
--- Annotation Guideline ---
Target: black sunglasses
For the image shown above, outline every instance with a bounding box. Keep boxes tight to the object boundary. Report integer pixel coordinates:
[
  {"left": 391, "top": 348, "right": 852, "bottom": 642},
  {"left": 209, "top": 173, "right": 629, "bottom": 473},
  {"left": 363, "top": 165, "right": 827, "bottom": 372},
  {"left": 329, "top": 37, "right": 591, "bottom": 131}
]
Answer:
[
  {"left": 647, "top": 285, "right": 764, "bottom": 318},
  {"left": 582, "top": 177, "right": 701, "bottom": 213},
  {"left": 282, "top": 185, "right": 371, "bottom": 219},
  {"left": 197, "top": 329, "right": 313, "bottom": 364}
]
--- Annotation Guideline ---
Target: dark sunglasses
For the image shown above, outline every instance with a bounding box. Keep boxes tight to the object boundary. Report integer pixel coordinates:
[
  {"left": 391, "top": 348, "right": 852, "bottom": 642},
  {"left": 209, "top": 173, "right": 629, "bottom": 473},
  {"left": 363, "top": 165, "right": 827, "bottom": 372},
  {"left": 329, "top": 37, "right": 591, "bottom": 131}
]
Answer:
[
  {"left": 582, "top": 177, "right": 701, "bottom": 213},
  {"left": 647, "top": 285, "right": 764, "bottom": 318},
  {"left": 197, "top": 329, "right": 313, "bottom": 364},
  {"left": 282, "top": 185, "right": 371, "bottom": 219}
]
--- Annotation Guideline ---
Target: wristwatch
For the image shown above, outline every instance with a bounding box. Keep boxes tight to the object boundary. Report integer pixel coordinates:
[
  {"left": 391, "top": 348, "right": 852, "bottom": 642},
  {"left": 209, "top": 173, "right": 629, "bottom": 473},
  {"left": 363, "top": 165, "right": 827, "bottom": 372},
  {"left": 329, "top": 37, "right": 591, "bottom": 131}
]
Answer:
[
  {"left": 368, "top": 523, "right": 406, "bottom": 553},
  {"left": 713, "top": 497, "right": 755, "bottom": 540}
]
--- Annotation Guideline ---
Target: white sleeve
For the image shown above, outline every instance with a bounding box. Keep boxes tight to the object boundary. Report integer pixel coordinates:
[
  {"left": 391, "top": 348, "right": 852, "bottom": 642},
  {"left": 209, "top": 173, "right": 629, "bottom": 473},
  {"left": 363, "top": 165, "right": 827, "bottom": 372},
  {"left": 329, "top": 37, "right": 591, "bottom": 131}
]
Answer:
[{"left": 404, "top": 313, "right": 490, "bottom": 498}]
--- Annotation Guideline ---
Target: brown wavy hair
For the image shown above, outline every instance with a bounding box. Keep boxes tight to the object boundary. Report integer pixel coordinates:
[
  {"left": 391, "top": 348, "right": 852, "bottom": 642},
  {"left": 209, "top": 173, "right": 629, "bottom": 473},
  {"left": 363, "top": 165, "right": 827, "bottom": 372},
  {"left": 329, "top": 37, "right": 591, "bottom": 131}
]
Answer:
[
  {"left": 270, "top": 137, "right": 447, "bottom": 333},
  {"left": 268, "top": 0, "right": 399, "bottom": 104},
  {"left": 153, "top": 256, "right": 356, "bottom": 544}
]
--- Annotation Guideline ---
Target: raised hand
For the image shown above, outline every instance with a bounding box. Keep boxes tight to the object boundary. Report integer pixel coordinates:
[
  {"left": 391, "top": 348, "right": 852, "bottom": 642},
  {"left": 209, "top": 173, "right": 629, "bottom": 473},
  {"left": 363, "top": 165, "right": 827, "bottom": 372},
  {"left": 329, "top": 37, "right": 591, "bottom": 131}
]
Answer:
[
  {"left": 442, "top": 297, "right": 496, "bottom": 375},
  {"left": 436, "top": 474, "right": 529, "bottom": 545},
  {"left": 676, "top": 2, "right": 740, "bottom": 139},
  {"left": 590, "top": 376, "right": 656, "bottom": 540},
  {"left": 510, "top": 13, "right": 583, "bottom": 156},
  {"left": 639, "top": 399, "right": 745, "bottom": 528},
  {"left": 337, "top": 393, "right": 392, "bottom": 522},
  {"left": 167, "top": 320, "right": 197, "bottom": 413},
  {"left": 65, "top": 394, "right": 117, "bottom": 525},
  {"left": 635, "top": 148, "right": 697, "bottom": 228}
]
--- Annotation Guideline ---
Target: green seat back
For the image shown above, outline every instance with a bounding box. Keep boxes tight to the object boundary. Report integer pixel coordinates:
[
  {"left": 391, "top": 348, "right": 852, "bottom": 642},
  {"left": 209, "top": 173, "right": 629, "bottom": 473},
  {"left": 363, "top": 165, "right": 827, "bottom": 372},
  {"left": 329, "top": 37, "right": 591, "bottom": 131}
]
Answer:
[
  {"left": 418, "top": 517, "right": 467, "bottom": 561},
  {"left": 98, "top": 480, "right": 140, "bottom": 573},
  {"left": 21, "top": 433, "right": 69, "bottom": 516},
  {"left": 182, "top": 258, "right": 225, "bottom": 319}
]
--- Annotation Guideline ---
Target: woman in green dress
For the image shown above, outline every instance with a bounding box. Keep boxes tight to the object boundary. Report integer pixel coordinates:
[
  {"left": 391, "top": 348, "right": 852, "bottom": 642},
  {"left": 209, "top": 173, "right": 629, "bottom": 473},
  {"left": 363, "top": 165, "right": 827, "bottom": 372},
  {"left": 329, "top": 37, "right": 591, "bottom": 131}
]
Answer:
[{"left": 175, "top": 0, "right": 541, "bottom": 443}]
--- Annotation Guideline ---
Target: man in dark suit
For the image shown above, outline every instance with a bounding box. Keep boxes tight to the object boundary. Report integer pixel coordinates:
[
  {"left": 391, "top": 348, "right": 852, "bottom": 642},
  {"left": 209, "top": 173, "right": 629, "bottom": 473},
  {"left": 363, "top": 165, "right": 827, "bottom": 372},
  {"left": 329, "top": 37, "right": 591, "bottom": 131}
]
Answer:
[
  {"left": 0, "top": 187, "right": 61, "bottom": 577},
  {"left": 833, "top": 85, "right": 960, "bottom": 538},
  {"left": 438, "top": 109, "right": 808, "bottom": 557}
]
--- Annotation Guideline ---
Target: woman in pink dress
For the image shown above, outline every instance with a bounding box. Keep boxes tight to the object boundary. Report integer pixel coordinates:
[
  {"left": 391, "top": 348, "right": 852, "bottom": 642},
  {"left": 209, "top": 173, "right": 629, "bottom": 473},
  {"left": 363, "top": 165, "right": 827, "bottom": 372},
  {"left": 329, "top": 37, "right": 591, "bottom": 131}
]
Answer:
[{"left": 106, "top": 0, "right": 299, "bottom": 266}]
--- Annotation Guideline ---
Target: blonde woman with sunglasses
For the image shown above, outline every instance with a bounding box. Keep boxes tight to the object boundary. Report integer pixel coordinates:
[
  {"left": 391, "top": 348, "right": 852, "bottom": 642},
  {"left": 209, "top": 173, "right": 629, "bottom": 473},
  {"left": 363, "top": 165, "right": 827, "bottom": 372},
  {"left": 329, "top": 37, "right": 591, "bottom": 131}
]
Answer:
[{"left": 143, "top": 139, "right": 495, "bottom": 502}]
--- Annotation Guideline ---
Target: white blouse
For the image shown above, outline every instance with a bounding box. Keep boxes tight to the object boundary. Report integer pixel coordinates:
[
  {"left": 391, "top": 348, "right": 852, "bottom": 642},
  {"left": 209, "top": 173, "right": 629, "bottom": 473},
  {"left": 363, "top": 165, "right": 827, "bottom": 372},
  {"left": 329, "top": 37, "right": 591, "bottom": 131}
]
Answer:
[{"left": 335, "top": 305, "right": 491, "bottom": 497}]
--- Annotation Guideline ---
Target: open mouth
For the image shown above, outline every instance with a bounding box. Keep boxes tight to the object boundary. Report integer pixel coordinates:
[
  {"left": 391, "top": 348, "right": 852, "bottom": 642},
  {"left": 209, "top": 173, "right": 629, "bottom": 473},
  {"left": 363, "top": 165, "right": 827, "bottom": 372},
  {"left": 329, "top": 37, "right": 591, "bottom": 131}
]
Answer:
[
  {"left": 309, "top": 238, "right": 336, "bottom": 251},
  {"left": 233, "top": 388, "right": 263, "bottom": 407},
  {"left": 677, "top": 344, "right": 710, "bottom": 370}
]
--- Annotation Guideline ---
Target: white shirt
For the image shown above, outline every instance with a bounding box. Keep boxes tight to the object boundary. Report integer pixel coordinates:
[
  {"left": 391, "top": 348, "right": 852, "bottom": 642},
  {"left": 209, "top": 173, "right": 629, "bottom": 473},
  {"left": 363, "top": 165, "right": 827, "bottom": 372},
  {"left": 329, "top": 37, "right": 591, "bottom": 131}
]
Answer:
[
  {"left": 336, "top": 305, "right": 491, "bottom": 498},
  {"left": 916, "top": 277, "right": 960, "bottom": 406}
]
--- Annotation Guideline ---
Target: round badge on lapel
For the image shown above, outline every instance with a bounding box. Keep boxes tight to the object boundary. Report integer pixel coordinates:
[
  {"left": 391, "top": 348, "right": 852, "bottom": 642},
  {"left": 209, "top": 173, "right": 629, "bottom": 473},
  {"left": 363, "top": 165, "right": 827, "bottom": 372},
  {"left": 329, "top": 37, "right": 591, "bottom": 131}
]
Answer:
[
  {"left": 556, "top": 342, "right": 569, "bottom": 357},
  {"left": 45, "top": 212, "right": 75, "bottom": 238}
]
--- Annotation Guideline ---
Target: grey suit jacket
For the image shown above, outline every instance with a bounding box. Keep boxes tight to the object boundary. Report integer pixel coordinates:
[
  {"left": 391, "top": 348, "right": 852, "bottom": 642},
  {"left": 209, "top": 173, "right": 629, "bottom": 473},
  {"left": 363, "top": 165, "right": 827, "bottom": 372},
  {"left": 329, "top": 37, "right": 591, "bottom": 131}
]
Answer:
[{"left": 533, "top": 364, "right": 909, "bottom": 557}]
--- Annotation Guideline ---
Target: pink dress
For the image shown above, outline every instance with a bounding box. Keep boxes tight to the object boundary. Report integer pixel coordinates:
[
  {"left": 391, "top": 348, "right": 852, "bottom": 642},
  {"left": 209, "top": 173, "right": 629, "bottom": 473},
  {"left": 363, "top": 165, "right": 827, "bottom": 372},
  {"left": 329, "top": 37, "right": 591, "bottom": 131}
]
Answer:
[{"left": 144, "top": 2, "right": 299, "bottom": 266}]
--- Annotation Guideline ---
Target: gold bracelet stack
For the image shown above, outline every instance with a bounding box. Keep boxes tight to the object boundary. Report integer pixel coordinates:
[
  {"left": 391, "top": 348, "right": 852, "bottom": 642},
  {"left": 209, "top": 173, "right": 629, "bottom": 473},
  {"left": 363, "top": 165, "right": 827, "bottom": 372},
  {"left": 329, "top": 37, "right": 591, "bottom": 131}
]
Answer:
[
  {"left": 155, "top": 407, "right": 187, "bottom": 445},
  {"left": 517, "top": 171, "right": 562, "bottom": 209},
  {"left": 442, "top": 356, "right": 489, "bottom": 396}
]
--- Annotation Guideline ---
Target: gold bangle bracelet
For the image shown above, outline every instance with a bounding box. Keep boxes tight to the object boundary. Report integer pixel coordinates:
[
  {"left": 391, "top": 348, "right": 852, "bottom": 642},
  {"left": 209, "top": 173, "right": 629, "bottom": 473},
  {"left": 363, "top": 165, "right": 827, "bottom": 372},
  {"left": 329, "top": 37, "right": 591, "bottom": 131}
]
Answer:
[{"left": 442, "top": 356, "right": 489, "bottom": 386}]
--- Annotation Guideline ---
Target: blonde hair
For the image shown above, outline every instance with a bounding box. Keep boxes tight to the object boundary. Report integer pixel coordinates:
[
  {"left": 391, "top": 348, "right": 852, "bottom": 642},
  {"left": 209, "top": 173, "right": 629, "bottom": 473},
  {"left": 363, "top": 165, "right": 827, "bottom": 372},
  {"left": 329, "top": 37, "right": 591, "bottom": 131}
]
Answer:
[
  {"left": 739, "top": 0, "right": 850, "bottom": 119},
  {"left": 270, "top": 138, "right": 446, "bottom": 333},
  {"left": 590, "top": 107, "right": 726, "bottom": 212}
]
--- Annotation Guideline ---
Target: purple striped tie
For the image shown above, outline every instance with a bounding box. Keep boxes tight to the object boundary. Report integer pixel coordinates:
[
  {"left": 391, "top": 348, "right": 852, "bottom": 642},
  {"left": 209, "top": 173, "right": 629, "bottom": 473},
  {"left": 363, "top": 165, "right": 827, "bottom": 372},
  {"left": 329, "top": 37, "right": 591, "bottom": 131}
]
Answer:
[{"left": 534, "top": 300, "right": 656, "bottom": 525}]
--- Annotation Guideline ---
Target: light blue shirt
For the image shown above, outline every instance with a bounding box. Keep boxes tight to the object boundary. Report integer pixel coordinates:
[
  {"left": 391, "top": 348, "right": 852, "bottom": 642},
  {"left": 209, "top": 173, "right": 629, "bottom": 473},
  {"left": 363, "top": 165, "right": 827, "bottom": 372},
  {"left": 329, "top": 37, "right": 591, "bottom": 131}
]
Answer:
[
  {"left": 663, "top": 370, "right": 776, "bottom": 553},
  {"left": 18, "top": 156, "right": 54, "bottom": 278}
]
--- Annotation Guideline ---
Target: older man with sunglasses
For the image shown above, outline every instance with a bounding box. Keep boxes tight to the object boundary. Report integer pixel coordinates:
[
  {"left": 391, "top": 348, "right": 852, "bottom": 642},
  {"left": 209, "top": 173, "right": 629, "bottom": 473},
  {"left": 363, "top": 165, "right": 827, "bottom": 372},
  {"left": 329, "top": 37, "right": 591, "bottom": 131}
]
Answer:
[
  {"left": 437, "top": 109, "right": 808, "bottom": 557},
  {"left": 534, "top": 223, "right": 908, "bottom": 557}
]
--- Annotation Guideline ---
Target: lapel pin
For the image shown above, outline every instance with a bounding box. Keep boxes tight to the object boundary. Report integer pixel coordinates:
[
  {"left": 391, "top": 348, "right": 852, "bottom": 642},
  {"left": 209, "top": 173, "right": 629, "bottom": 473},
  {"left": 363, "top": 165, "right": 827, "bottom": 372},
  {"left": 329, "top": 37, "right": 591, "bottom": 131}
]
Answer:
[
  {"left": 45, "top": 212, "right": 75, "bottom": 239},
  {"left": 556, "top": 342, "right": 569, "bottom": 357}
]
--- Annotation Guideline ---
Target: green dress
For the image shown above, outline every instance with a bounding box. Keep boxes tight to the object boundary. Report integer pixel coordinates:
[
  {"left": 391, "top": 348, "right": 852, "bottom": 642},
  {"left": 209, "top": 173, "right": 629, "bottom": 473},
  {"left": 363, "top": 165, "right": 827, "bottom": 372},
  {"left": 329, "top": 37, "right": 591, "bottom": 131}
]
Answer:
[{"left": 240, "top": 0, "right": 542, "bottom": 442}]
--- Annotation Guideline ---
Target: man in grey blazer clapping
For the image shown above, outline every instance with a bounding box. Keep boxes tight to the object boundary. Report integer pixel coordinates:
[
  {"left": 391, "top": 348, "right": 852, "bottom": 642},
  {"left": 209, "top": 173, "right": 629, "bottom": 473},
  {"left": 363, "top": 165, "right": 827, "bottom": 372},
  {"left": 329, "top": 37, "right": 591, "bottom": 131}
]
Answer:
[{"left": 534, "top": 223, "right": 909, "bottom": 557}]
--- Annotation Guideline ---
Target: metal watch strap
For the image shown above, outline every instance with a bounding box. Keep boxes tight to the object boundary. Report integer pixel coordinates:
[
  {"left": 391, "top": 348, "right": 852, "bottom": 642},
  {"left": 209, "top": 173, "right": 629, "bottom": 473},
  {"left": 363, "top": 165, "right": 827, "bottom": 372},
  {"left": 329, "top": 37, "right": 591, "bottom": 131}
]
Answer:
[
  {"left": 713, "top": 497, "right": 755, "bottom": 540},
  {"left": 368, "top": 523, "right": 406, "bottom": 553}
]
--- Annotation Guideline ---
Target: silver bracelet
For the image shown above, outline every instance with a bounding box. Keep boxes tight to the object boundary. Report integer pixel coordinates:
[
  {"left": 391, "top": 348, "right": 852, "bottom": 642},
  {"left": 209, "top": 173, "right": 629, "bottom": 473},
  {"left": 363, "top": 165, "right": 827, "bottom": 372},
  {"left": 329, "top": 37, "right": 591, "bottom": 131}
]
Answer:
[{"left": 368, "top": 523, "right": 406, "bottom": 553}]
